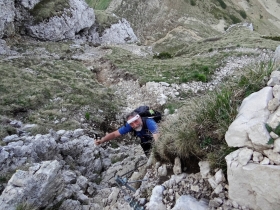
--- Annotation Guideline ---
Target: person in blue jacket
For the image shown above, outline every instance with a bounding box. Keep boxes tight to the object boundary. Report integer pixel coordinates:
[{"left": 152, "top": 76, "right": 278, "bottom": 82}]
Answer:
[{"left": 95, "top": 111, "right": 159, "bottom": 156}]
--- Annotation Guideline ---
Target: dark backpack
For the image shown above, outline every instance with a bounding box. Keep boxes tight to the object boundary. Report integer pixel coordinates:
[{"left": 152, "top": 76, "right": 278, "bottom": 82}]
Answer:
[{"left": 134, "top": 105, "right": 162, "bottom": 123}]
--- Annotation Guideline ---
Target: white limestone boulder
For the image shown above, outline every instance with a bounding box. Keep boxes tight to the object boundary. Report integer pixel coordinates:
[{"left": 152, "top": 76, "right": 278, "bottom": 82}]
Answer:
[
  {"left": 0, "top": 160, "right": 64, "bottom": 210},
  {"left": 146, "top": 185, "right": 166, "bottom": 210},
  {"left": 27, "top": 0, "right": 95, "bottom": 41},
  {"left": 226, "top": 150, "right": 280, "bottom": 210},
  {"left": 171, "top": 195, "right": 208, "bottom": 210},
  {"left": 225, "top": 87, "right": 273, "bottom": 150}
]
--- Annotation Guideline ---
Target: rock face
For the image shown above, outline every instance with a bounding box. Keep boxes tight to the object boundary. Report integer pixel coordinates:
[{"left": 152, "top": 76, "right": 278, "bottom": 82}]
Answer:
[
  {"left": 97, "top": 18, "right": 138, "bottom": 44},
  {"left": 226, "top": 151, "right": 280, "bottom": 210},
  {"left": 0, "top": 160, "right": 64, "bottom": 210},
  {"left": 27, "top": 0, "right": 95, "bottom": 41},
  {"left": 0, "top": 1, "right": 16, "bottom": 38},
  {"left": 225, "top": 66, "right": 280, "bottom": 209},
  {"left": 0, "top": 0, "right": 138, "bottom": 44},
  {"left": 225, "top": 87, "right": 273, "bottom": 149}
]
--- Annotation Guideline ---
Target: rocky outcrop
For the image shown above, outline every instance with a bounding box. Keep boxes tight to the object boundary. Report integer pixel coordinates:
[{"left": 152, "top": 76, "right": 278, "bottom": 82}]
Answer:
[
  {"left": 0, "top": 0, "right": 138, "bottom": 45},
  {"left": 0, "top": 160, "right": 64, "bottom": 210},
  {"left": 225, "top": 87, "right": 273, "bottom": 149},
  {"left": 225, "top": 64, "right": 280, "bottom": 209},
  {"left": 0, "top": 1, "right": 16, "bottom": 38},
  {"left": 0, "top": 124, "right": 146, "bottom": 209},
  {"left": 226, "top": 149, "right": 280, "bottom": 210},
  {"left": 27, "top": 0, "right": 95, "bottom": 41}
]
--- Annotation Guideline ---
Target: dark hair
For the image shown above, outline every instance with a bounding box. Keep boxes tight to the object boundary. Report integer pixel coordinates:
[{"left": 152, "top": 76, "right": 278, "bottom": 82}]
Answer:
[{"left": 126, "top": 111, "right": 138, "bottom": 120}]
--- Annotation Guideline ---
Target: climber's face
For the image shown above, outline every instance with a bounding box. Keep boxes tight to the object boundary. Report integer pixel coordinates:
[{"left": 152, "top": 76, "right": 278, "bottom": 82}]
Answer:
[{"left": 128, "top": 115, "right": 143, "bottom": 131}]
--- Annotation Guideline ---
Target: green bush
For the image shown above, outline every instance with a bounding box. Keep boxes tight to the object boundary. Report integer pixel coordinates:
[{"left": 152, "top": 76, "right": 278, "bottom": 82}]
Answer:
[
  {"left": 194, "top": 72, "right": 207, "bottom": 82},
  {"left": 85, "top": 112, "right": 90, "bottom": 120},
  {"left": 261, "top": 36, "right": 280, "bottom": 41},
  {"left": 85, "top": 0, "right": 111, "bottom": 10},
  {"left": 239, "top": 10, "right": 247, "bottom": 19},
  {"left": 190, "top": 0, "right": 196, "bottom": 6},
  {"left": 216, "top": 0, "right": 227, "bottom": 9},
  {"left": 229, "top": 14, "right": 241, "bottom": 24},
  {"left": 153, "top": 52, "right": 173, "bottom": 59}
]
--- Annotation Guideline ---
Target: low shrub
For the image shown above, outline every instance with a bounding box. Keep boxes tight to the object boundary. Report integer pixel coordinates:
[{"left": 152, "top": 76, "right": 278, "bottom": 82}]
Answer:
[
  {"left": 239, "top": 10, "right": 247, "bottom": 19},
  {"left": 153, "top": 52, "right": 173, "bottom": 59},
  {"left": 85, "top": 0, "right": 111, "bottom": 10},
  {"left": 261, "top": 36, "right": 280, "bottom": 41},
  {"left": 190, "top": 0, "right": 196, "bottom": 6},
  {"left": 216, "top": 0, "right": 227, "bottom": 9},
  {"left": 229, "top": 14, "right": 241, "bottom": 24}
]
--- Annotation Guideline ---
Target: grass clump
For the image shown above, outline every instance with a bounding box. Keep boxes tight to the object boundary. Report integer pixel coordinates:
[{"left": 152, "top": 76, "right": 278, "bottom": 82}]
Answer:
[
  {"left": 239, "top": 10, "right": 247, "bottom": 19},
  {"left": 155, "top": 59, "right": 275, "bottom": 171},
  {"left": 229, "top": 14, "right": 241, "bottom": 24},
  {"left": 179, "top": 64, "right": 212, "bottom": 83},
  {"left": 85, "top": 0, "right": 111, "bottom": 10},
  {"left": 153, "top": 52, "right": 173, "bottom": 59},
  {"left": 190, "top": 0, "right": 196, "bottom": 6},
  {"left": 261, "top": 36, "right": 280, "bottom": 42},
  {"left": 265, "top": 123, "right": 280, "bottom": 145},
  {"left": 29, "top": 0, "right": 70, "bottom": 23},
  {"left": 216, "top": 0, "right": 227, "bottom": 9},
  {"left": 16, "top": 203, "right": 36, "bottom": 210},
  {"left": 0, "top": 41, "right": 120, "bottom": 134}
]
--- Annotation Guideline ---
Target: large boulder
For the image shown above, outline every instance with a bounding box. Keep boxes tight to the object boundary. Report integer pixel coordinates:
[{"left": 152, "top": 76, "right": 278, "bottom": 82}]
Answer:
[
  {"left": 86, "top": 10, "right": 138, "bottom": 45},
  {"left": 226, "top": 149, "right": 280, "bottom": 210},
  {"left": 0, "top": 1, "right": 16, "bottom": 38},
  {"left": 0, "top": 160, "right": 64, "bottom": 210},
  {"left": 27, "top": 0, "right": 95, "bottom": 41},
  {"left": 225, "top": 87, "right": 273, "bottom": 150}
]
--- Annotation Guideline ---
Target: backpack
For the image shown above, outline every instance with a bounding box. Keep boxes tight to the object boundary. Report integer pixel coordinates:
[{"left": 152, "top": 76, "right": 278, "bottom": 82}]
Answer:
[{"left": 134, "top": 105, "right": 162, "bottom": 123}]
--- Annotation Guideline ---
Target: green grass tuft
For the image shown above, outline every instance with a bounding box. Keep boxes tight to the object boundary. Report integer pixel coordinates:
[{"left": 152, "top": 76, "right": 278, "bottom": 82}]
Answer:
[
  {"left": 216, "top": 0, "right": 227, "bottom": 9},
  {"left": 85, "top": 0, "right": 111, "bottom": 10},
  {"left": 153, "top": 52, "right": 173, "bottom": 59}
]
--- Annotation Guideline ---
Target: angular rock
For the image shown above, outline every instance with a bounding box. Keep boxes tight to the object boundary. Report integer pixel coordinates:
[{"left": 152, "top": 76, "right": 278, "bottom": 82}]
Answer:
[
  {"left": 226, "top": 152, "right": 280, "bottom": 210},
  {"left": 225, "top": 87, "right": 273, "bottom": 149}
]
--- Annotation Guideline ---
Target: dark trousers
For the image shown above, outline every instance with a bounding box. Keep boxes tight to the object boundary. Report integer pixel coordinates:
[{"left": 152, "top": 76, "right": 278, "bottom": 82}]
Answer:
[{"left": 140, "top": 141, "right": 152, "bottom": 157}]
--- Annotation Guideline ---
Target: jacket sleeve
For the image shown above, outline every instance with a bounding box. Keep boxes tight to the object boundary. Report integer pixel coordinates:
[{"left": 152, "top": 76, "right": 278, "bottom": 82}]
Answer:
[
  {"left": 146, "top": 119, "right": 158, "bottom": 134},
  {"left": 118, "top": 123, "right": 133, "bottom": 135}
]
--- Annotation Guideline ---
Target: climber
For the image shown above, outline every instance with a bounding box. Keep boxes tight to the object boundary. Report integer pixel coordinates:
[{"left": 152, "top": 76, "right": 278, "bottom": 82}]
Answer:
[{"left": 94, "top": 110, "right": 159, "bottom": 156}]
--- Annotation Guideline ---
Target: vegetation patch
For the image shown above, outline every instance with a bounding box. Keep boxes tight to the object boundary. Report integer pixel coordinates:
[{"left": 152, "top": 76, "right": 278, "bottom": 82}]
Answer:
[
  {"left": 94, "top": 10, "right": 120, "bottom": 35},
  {"left": 85, "top": 0, "right": 112, "bottom": 10},
  {"left": 29, "top": 0, "right": 70, "bottom": 24},
  {"left": 0, "top": 41, "right": 120, "bottom": 135},
  {"left": 261, "top": 36, "right": 280, "bottom": 42},
  {"left": 153, "top": 52, "right": 172, "bottom": 59},
  {"left": 16, "top": 203, "right": 36, "bottom": 210},
  {"left": 190, "top": 0, "right": 196, "bottom": 6},
  {"left": 155, "top": 59, "right": 275, "bottom": 172},
  {"left": 229, "top": 14, "right": 241, "bottom": 24},
  {"left": 216, "top": 0, "right": 227, "bottom": 9},
  {"left": 239, "top": 10, "right": 247, "bottom": 19}
]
